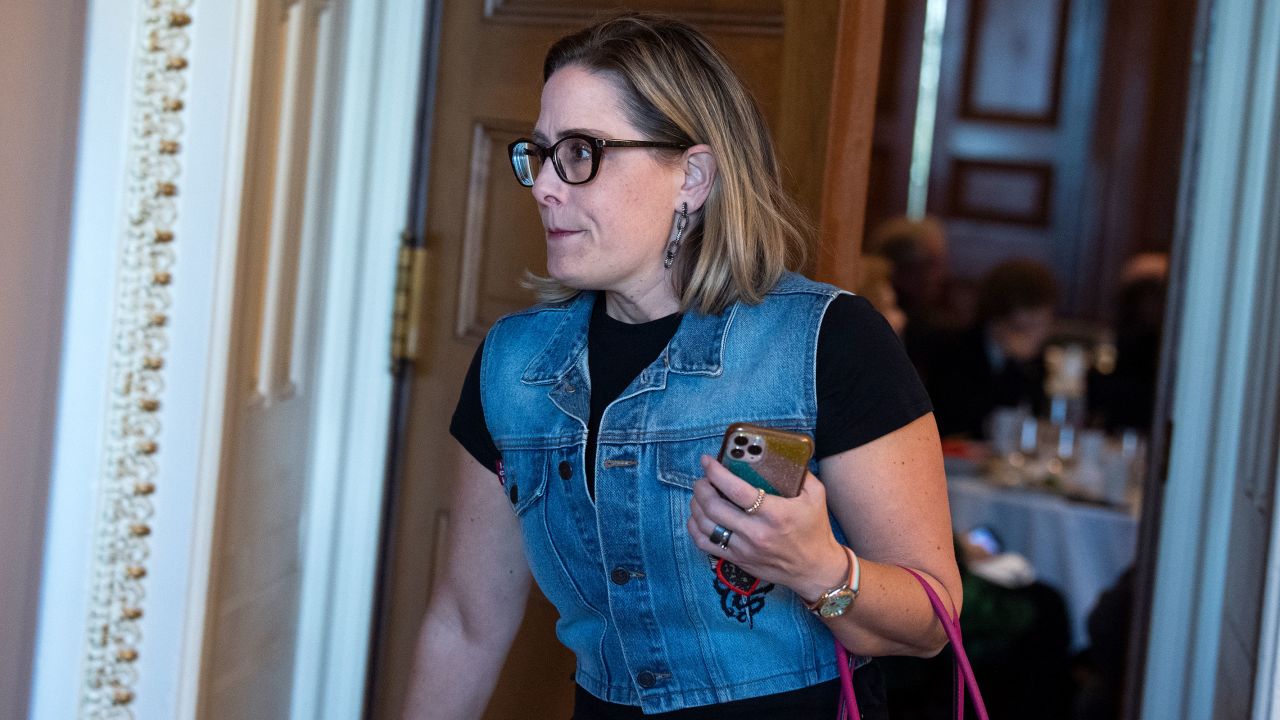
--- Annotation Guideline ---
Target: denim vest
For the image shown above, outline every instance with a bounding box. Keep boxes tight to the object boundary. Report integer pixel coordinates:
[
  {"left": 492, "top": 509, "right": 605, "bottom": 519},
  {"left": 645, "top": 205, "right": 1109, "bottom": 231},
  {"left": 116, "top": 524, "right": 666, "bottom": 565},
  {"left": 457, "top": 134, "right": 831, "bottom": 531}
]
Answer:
[{"left": 480, "top": 273, "right": 862, "bottom": 713}]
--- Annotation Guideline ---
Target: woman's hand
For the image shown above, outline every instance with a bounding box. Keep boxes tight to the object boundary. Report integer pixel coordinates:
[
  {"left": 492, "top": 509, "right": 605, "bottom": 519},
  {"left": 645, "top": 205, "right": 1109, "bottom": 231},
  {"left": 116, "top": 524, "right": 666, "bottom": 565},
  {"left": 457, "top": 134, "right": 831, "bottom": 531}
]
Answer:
[
  {"left": 686, "top": 414, "right": 963, "bottom": 660},
  {"left": 686, "top": 454, "right": 849, "bottom": 602}
]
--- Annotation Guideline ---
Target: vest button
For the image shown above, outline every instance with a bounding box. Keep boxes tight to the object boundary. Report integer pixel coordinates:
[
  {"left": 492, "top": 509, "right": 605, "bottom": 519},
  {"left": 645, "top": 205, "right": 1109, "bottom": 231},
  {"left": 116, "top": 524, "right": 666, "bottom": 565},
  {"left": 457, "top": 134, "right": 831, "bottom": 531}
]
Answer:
[
  {"left": 636, "top": 671, "right": 656, "bottom": 688},
  {"left": 610, "top": 567, "right": 630, "bottom": 585},
  {"left": 558, "top": 461, "right": 572, "bottom": 480},
  {"left": 508, "top": 484, "right": 518, "bottom": 505}
]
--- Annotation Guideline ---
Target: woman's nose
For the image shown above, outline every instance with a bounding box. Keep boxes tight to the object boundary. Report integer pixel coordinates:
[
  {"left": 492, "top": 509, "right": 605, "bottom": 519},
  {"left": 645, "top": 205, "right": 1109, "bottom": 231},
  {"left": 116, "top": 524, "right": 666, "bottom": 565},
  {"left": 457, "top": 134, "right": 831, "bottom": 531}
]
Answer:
[{"left": 531, "top": 161, "right": 565, "bottom": 206}]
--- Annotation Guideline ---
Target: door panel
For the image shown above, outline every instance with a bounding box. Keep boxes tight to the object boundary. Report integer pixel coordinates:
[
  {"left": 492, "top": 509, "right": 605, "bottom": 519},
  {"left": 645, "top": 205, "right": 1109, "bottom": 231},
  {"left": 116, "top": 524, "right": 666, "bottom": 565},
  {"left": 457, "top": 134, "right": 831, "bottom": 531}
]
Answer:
[
  {"left": 368, "top": 2, "right": 851, "bottom": 719},
  {"left": 928, "top": 0, "right": 1106, "bottom": 312}
]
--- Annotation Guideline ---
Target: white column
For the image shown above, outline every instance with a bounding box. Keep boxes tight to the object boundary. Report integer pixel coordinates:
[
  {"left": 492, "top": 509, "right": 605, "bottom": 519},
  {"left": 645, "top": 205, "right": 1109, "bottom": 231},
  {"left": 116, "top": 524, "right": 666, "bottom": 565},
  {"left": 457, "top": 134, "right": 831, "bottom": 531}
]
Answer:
[
  {"left": 0, "top": 1, "right": 85, "bottom": 718},
  {"left": 1142, "top": 0, "right": 1280, "bottom": 717},
  {"left": 31, "top": 1, "right": 262, "bottom": 717}
]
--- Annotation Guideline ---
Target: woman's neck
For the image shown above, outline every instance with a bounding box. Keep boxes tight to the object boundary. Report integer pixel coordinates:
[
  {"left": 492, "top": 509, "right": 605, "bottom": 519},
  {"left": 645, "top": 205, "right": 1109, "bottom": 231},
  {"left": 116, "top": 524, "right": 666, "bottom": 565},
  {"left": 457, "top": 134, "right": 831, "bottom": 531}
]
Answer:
[{"left": 603, "top": 283, "right": 681, "bottom": 324}]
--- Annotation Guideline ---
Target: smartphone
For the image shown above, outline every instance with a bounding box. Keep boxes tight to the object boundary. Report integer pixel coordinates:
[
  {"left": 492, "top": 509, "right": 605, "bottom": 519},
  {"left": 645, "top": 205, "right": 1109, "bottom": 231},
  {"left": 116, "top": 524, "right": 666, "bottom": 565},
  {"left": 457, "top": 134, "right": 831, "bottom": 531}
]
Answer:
[
  {"left": 965, "top": 525, "right": 1004, "bottom": 555},
  {"left": 716, "top": 423, "right": 814, "bottom": 499}
]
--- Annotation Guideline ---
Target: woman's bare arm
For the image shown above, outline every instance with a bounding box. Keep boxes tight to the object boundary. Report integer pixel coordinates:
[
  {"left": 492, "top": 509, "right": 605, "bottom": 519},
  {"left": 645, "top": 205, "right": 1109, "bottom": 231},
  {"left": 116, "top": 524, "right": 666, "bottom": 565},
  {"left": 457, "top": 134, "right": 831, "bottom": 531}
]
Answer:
[{"left": 402, "top": 445, "right": 532, "bottom": 719}]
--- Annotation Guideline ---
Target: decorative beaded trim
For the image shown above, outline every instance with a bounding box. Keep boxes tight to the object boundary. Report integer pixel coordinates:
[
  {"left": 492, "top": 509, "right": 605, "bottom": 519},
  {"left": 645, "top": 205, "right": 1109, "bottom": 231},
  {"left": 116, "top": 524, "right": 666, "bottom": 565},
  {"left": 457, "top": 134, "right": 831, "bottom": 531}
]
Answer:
[{"left": 81, "top": 3, "right": 193, "bottom": 716}]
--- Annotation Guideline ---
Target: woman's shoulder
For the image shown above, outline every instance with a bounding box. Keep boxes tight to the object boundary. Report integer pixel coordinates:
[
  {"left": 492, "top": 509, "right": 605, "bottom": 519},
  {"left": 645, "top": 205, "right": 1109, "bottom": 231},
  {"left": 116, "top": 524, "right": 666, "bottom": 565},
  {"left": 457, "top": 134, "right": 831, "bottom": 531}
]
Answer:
[{"left": 765, "top": 271, "right": 847, "bottom": 300}]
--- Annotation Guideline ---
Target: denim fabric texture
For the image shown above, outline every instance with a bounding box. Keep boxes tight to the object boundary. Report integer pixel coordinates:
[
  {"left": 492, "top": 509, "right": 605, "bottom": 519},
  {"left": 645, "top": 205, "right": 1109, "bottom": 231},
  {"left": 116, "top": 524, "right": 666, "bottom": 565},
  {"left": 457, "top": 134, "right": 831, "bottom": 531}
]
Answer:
[{"left": 480, "top": 272, "right": 865, "bottom": 713}]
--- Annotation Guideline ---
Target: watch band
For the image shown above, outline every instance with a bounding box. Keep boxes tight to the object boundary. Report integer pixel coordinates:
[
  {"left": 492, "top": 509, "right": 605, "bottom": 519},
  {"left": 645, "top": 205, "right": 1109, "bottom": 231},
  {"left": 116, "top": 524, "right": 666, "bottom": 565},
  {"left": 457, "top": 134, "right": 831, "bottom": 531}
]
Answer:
[{"left": 805, "top": 545, "right": 860, "bottom": 612}]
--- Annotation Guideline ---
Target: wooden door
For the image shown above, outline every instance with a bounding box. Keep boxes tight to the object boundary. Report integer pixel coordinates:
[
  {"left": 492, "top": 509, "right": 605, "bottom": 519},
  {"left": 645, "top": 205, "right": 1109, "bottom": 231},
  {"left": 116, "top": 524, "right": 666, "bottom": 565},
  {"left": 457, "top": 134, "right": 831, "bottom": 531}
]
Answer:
[
  {"left": 926, "top": 0, "right": 1108, "bottom": 314},
  {"left": 366, "top": 2, "right": 864, "bottom": 718}
]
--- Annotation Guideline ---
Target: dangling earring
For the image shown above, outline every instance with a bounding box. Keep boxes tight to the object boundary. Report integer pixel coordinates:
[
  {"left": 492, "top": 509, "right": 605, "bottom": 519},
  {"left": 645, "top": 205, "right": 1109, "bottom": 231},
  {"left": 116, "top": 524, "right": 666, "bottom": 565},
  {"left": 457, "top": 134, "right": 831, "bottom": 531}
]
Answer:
[{"left": 664, "top": 202, "right": 689, "bottom": 269}]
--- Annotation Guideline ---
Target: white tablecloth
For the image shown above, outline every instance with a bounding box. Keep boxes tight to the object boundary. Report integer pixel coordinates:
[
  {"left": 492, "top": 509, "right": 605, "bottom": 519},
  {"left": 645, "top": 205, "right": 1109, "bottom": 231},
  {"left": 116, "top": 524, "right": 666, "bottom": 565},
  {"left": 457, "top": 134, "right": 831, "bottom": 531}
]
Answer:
[{"left": 947, "top": 476, "right": 1139, "bottom": 650}]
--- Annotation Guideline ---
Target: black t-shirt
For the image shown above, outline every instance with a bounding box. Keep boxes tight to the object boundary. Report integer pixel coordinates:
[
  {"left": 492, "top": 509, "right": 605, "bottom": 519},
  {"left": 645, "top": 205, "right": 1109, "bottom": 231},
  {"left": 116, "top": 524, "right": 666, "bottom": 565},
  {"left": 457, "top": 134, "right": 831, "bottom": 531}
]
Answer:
[
  {"left": 447, "top": 292, "right": 926, "bottom": 717},
  {"left": 449, "top": 293, "right": 932, "bottom": 488}
]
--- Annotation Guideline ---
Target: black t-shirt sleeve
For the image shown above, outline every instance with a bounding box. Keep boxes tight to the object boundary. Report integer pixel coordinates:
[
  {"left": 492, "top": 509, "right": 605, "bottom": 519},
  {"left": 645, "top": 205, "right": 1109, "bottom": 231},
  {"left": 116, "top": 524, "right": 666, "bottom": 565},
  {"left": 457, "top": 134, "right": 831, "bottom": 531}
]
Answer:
[
  {"left": 815, "top": 294, "right": 934, "bottom": 459},
  {"left": 449, "top": 340, "right": 501, "bottom": 473}
]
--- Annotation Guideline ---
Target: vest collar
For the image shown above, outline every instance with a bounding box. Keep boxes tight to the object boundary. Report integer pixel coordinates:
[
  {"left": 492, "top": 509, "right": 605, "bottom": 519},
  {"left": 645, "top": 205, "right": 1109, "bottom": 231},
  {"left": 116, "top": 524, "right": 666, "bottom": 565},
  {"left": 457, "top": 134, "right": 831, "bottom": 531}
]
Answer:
[{"left": 520, "top": 291, "right": 736, "bottom": 384}]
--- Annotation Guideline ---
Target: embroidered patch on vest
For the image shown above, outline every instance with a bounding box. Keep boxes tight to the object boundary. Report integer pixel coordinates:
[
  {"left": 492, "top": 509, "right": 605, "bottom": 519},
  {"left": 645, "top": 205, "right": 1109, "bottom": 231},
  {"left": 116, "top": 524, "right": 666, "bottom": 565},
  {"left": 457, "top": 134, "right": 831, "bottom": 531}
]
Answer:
[{"left": 711, "top": 558, "right": 773, "bottom": 627}]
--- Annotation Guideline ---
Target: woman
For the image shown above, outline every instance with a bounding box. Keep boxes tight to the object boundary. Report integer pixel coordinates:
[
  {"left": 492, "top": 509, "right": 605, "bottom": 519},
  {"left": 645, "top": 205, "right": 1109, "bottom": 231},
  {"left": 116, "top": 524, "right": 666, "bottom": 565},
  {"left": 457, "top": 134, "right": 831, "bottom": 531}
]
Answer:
[{"left": 404, "top": 13, "right": 960, "bottom": 719}]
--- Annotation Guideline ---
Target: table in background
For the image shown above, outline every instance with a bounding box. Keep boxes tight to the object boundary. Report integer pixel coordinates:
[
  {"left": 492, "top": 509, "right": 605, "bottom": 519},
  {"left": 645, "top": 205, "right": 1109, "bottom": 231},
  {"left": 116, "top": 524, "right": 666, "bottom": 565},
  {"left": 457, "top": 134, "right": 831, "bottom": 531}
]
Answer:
[{"left": 947, "top": 475, "right": 1139, "bottom": 650}]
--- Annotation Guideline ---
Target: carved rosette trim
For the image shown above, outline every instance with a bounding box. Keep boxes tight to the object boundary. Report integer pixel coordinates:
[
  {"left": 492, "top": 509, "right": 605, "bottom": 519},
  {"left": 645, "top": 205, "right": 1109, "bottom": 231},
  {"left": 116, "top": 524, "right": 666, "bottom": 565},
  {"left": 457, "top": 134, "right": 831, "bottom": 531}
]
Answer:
[{"left": 81, "top": 2, "right": 193, "bottom": 717}]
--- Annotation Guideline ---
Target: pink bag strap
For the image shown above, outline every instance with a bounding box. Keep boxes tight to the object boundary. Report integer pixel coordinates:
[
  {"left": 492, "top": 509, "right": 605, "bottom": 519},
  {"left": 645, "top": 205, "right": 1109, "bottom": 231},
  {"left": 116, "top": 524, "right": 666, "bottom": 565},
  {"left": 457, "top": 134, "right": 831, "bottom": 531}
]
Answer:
[{"left": 835, "top": 566, "right": 989, "bottom": 720}]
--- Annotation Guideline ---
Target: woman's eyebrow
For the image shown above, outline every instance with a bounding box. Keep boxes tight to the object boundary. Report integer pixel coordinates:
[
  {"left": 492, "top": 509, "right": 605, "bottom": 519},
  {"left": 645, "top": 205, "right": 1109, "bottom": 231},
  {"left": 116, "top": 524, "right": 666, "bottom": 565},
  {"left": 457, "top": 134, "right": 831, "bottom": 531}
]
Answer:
[{"left": 530, "top": 127, "right": 610, "bottom": 144}]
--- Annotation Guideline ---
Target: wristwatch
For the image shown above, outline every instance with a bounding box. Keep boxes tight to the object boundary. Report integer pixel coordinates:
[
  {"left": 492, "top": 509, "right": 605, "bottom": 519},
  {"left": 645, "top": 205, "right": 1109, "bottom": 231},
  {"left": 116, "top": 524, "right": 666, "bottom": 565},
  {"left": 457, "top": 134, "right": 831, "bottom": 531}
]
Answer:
[{"left": 805, "top": 546, "right": 860, "bottom": 618}]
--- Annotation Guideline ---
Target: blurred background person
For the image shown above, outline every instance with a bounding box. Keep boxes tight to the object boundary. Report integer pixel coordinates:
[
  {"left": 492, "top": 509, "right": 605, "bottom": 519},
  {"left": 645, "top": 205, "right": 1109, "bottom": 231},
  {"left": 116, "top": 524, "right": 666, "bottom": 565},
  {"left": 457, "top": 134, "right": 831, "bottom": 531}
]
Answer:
[
  {"left": 924, "top": 258, "right": 1060, "bottom": 439},
  {"left": 1088, "top": 252, "right": 1169, "bottom": 432},
  {"left": 856, "top": 254, "right": 907, "bottom": 337},
  {"left": 865, "top": 216, "right": 956, "bottom": 368},
  {"left": 866, "top": 216, "right": 985, "bottom": 377},
  {"left": 865, "top": 216, "right": 949, "bottom": 327}
]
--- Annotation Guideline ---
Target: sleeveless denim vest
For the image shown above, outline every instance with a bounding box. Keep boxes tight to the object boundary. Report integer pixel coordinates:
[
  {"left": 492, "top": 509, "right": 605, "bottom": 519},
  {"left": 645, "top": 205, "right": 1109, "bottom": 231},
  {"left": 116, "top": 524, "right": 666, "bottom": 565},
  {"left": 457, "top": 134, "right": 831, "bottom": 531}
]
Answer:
[{"left": 479, "top": 272, "right": 863, "bottom": 713}]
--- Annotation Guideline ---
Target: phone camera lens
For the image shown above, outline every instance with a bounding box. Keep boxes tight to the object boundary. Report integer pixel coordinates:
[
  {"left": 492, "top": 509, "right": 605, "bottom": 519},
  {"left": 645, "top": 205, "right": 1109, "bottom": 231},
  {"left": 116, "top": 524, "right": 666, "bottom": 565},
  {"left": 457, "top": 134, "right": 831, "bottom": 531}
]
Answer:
[
  {"left": 730, "top": 448, "right": 745, "bottom": 459},
  {"left": 747, "top": 445, "right": 763, "bottom": 456},
  {"left": 733, "top": 435, "right": 748, "bottom": 446}
]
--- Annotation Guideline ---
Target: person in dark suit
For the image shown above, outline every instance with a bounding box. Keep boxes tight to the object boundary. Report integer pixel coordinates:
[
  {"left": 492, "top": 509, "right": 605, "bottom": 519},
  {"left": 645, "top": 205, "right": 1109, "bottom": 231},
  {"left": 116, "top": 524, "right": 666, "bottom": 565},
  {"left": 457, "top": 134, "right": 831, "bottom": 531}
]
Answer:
[
  {"left": 1089, "top": 253, "right": 1168, "bottom": 432},
  {"left": 924, "top": 259, "right": 1060, "bottom": 439}
]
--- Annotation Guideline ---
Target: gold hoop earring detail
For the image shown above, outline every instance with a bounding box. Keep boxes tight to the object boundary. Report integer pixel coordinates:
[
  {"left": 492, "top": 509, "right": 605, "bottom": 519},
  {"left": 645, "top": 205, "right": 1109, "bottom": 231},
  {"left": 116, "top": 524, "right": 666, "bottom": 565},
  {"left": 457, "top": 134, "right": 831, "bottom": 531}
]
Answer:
[{"left": 664, "top": 202, "right": 689, "bottom": 269}]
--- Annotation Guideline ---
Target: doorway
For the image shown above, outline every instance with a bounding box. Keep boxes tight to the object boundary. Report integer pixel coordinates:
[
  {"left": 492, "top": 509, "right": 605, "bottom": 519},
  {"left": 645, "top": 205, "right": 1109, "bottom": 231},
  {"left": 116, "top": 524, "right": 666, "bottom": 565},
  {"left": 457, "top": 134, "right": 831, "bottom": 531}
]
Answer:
[{"left": 360, "top": 2, "right": 1209, "bottom": 720}]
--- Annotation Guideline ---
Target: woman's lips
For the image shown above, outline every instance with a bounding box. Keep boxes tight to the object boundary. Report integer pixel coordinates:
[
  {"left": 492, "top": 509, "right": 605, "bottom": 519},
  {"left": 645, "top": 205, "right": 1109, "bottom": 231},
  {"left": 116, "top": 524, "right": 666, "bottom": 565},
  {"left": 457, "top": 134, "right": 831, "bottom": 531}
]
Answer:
[{"left": 546, "top": 229, "right": 582, "bottom": 240}]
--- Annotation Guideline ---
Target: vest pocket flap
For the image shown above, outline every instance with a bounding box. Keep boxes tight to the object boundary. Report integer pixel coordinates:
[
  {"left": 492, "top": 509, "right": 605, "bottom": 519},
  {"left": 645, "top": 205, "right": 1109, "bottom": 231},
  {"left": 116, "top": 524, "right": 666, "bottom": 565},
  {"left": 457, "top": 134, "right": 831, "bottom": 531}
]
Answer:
[
  {"left": 656, "top": 438, "right": 719, "bottom": 491},
  {"left": 499, "top": 449, "right": 550, "bottom": 515}
]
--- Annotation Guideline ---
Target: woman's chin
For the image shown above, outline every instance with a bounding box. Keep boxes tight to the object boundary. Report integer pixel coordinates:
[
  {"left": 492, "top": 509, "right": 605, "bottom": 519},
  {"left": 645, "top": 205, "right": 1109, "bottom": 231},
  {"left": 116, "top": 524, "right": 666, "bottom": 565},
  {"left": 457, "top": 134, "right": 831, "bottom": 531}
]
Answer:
[{"left": 545, "top": 265, "right": 590, "bottom": 291}]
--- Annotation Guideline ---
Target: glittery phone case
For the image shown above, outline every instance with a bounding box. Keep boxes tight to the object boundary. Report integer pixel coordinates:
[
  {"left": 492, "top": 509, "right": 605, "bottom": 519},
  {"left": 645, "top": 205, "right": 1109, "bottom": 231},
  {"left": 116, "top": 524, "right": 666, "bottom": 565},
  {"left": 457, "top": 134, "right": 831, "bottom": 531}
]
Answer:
[{"left": 716, "top": 423, "right": 814, "bottom": 499}]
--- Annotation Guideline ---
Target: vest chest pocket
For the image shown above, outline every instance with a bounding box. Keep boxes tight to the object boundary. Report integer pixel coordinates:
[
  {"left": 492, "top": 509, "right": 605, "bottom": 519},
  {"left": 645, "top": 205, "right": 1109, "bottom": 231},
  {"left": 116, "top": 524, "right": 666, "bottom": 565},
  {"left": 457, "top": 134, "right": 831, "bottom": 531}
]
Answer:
[
  {"left": 656, "top": 436, "right": 722, "bottom": 492},
  {"left": 498, "top": 449, "right": 550, "bottom": 516}
]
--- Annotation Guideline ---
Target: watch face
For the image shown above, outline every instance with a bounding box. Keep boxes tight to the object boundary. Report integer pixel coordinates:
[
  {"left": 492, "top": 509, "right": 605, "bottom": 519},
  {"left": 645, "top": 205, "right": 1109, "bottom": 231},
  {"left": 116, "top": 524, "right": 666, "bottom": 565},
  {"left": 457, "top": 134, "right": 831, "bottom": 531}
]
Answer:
[{"left": 818, "top": 589, "right": 854, "bottom": 618}]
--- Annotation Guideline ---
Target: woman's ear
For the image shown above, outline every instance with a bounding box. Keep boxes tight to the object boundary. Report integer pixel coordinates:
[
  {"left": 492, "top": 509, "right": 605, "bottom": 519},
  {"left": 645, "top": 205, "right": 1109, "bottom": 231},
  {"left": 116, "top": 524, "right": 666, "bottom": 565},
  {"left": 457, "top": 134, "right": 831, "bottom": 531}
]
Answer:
[{"left": 679, "top": 144, "right": 717, "bottom": 213}]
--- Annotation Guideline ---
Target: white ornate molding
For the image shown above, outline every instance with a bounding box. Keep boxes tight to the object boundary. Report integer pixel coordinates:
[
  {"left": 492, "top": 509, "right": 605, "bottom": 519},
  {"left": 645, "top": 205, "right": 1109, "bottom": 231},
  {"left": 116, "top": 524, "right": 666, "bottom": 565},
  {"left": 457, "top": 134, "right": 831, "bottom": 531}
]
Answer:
[{"left": 80, "top": 3, "right": 193, "bottom": 716}]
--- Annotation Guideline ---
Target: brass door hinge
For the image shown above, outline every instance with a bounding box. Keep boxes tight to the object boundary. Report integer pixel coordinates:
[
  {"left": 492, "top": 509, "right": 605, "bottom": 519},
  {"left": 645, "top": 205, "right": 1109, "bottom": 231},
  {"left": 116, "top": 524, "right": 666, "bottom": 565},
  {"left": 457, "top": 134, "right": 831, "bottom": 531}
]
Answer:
[{"left": 391, "top": 235, "right": 428, "bottom": 369}]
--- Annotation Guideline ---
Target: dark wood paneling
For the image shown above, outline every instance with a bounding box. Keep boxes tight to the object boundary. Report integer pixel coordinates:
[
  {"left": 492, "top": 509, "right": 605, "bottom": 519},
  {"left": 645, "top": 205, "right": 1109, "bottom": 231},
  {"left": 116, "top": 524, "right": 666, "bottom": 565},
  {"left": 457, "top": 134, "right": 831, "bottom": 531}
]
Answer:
[
  {"left": 485, "top": 0, "right": 784, "bottom": 34},
  {"left": 927, "top": 0, "right": 1105, "bottom": 312},
  {"left": 949, "top": 159, "right": 1053, "bottom": 226},
  {"left": 1078, "top": 0, "right": 1195, "bottom": 317},
  {"left": 960, "top": 0, "right": 1071, "bottom": 125},
  {"left": 814, "top": 0, "right": 885, "bottom": 290},
  {"left": 875, "top": 0, "right": 908, "bottom": 115},
  {"left": 865, "top": 142, "right": 895, "bottom": 229},
  {"left": 865, "top": 0, "right": 925, "bottom": 237},
  {"left": 456, "top": 120, "right": 546, "bottom": 339}
]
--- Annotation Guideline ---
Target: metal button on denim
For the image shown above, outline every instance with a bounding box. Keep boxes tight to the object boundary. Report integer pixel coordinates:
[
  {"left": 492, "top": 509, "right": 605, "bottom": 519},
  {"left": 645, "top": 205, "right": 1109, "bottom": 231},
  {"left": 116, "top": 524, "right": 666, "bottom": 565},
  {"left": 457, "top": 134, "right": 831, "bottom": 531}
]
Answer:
[
  {"left": 636, "top": 671, "right": 656, "bottom": 688},
  {"left": 610, "top": 567, "right": 630, "bottom": 585},
  {"left": 558, "top": 461, "right": 572, "bottom": 480}
]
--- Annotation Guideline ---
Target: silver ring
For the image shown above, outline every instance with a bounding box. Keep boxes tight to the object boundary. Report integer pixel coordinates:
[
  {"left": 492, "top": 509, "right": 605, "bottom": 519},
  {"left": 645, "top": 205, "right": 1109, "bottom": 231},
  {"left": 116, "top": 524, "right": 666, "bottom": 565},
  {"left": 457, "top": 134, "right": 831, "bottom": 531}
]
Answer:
[{"left": 709, "top": 524, "right": 732, "bottom": 548}]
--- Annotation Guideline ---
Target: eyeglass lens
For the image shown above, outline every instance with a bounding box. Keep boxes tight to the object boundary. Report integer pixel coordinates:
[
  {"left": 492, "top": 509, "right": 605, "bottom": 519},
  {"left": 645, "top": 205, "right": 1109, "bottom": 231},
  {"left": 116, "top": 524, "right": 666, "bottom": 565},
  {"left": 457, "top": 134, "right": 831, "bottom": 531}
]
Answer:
[{"left": 510, "top": 137, "right": 597, "bottom": 187}]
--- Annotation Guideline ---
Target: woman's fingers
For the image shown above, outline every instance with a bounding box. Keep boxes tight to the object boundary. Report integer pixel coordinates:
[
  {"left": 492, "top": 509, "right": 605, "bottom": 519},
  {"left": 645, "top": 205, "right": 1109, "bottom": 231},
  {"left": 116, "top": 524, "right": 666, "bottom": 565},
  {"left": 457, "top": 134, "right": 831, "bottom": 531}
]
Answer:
[
  {"left": 691, "top": 472, "right": 753, "bottom": 520},
  {"left": 687, "top": 509, "right": 742, "bottom": 560},
  {"left": 689, "top": 466, "right": 839, "bottom": 587},
  {"left": 699, "top": 454, "right": 762, "bottom": 511}
]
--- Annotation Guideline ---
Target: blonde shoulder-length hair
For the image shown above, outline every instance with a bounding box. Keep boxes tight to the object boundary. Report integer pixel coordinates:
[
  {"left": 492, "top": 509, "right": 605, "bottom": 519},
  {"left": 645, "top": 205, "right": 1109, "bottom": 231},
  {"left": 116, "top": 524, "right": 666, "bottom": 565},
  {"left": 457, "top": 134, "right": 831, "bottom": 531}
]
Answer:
[{"left": 525, "top": 12, "right": 810, "bottom": 316}]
